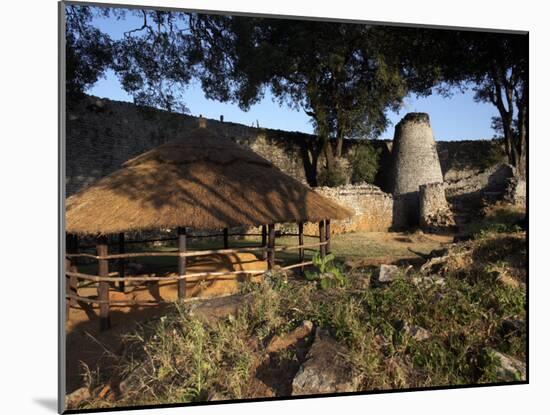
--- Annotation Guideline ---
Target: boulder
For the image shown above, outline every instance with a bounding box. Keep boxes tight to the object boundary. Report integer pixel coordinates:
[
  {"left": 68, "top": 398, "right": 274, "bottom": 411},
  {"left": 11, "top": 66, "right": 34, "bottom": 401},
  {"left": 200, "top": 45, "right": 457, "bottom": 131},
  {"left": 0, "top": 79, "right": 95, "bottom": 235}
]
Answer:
[
  {"left": 291, "top": 328, "right": 358, "bottom": 395},
  {"left": 65, "top": 387, "right": 91, "bottom": 409},
  {"left": 378, "top": 264, "right": 400, "bottom": 283},
  {"left": 491, "top": 350, "right": 526, "bottom": 381}
]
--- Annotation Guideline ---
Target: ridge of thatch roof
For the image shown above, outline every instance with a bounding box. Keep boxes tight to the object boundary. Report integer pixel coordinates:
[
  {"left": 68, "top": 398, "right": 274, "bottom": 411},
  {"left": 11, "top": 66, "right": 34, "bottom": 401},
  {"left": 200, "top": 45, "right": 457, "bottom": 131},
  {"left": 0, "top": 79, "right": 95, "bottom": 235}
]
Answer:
[{"left": 66, "top": 127, "right": 353, "bottom": 235}]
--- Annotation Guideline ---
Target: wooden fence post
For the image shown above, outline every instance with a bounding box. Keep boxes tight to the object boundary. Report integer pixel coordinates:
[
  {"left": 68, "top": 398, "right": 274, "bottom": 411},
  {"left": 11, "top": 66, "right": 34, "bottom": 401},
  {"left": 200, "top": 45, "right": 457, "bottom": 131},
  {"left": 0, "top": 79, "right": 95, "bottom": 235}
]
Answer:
[
  {"left": 261, "top": 225, "right": 267, "bottom": 260},
  {"left": 325, "top": 219, "right": 331, "bottom": 254},
  {"left": 66, "top": 233, "right": 78, "bottom": 309},
  {"left": 319, "top": 220, "right": 326, "bottom": 258},
  {"left": 118, "top": 232, "right": 125, "bottom": 292},
  {"left": 65, "top": 257, "right": 78, "bottom": 318},
  {"left": 223, "top": 228, "right": 229, "bottom": 249},
  {"left": 298, "top": 222, "right": 305, "bottom": 274},
  {"left": 97, "top": 235, "right": 111, "bottom": 331},
  {"left": 298, "top": 222, "right": 305, "bottom": 261},
  {"left": 178, "top": 227, "right": 187, "bottom": 301},
  {"left": 267, "top": 224, "right": 276, "bottom": 269}
]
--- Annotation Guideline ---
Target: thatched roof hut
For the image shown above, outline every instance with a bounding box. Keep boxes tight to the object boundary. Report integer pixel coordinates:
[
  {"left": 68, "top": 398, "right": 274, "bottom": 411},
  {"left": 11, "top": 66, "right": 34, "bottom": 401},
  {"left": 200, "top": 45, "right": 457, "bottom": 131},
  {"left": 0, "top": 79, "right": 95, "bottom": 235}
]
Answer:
[{"left": 66, "top": 126, "right": 352, "bottom": 235}]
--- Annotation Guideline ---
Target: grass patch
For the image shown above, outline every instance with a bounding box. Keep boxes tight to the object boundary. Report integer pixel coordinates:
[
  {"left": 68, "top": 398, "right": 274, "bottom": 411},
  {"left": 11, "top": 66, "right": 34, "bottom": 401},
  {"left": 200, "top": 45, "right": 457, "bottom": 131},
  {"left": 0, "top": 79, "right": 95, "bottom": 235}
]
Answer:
[
  {"left": 79, "top": 224, "right": 526, "bottom": 409},
  {"left": 73, "top": 205, "right": 526, "bottom": 409},
  {"left": 466, "top": 203, "right": 525, "bottom": 239}
]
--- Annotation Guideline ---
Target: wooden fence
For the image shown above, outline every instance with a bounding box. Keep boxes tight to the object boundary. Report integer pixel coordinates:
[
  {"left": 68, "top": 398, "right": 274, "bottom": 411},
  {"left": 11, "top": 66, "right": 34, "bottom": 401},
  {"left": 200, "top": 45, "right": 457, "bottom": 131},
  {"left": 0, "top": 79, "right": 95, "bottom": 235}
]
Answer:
[{"left": 65, "top": 220, "right": 331, "bottom": 331}]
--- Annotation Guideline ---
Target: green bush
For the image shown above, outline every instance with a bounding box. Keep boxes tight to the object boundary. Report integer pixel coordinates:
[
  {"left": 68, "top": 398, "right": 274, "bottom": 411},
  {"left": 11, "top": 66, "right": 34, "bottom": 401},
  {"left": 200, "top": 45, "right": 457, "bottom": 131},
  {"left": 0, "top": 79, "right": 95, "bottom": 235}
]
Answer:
[
  {"left": 350, "top": 143, "right": 380, "bottom": 184},
  {"left": 304, "top": 252, "right": 348, "bottom": 290},
  {"left": 316, "top": 164, "right": 347, "bottom": 187}
]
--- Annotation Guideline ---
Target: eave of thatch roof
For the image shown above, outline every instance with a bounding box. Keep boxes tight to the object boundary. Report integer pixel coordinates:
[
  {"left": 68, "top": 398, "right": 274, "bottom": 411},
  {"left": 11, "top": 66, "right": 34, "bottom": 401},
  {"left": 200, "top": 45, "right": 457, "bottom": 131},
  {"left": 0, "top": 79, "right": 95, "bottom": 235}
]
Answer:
[{"left": 66, "top": 127, "right": 353, "bottom": 235}]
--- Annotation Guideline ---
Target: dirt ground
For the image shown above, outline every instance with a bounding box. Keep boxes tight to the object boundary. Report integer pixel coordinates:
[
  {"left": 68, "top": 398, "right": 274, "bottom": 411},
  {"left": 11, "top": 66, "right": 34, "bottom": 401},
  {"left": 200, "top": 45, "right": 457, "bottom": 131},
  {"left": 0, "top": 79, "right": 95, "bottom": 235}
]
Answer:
[{"left": 65, "top": 230, "right": 453, "bottom": 395}]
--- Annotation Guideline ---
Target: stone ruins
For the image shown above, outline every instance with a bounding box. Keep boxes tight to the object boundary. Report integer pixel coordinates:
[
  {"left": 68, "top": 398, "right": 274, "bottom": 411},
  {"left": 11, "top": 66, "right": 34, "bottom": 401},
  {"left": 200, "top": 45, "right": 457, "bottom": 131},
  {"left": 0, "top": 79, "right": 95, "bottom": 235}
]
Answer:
[
  {"left": 391, "top": 112, "right": 446, "bottom": 226},
  {"left": 66, "top": 96, "right": 524, "bottom": 234}
]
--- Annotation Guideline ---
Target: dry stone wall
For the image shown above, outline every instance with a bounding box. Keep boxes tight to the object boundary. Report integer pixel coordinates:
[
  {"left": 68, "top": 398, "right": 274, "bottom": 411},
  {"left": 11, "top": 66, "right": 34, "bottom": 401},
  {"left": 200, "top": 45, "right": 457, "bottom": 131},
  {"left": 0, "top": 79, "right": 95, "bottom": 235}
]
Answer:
[
  {"left": 66, "top": 95, "right": 505, "bottom": 198},
  {"left": 66, "top": 95, "right": 316, "bottom": 196},
  {"left": 391, "top": 113, "right": 444, "bottom": 195},
  {"left": 66, "top": 96, "right": 516, "bottom": 234},
  {"left": 444, "top": 163, "right": 516, "bottom": 199},
  {"left": 391, "top": 113, "right": 444, "bottom": 226},
  {"left": 419, "top": 183, "right": 456, "bottom": 232},
  {"left": 304, "top": 184, "right": 407, "bottom": 234}
]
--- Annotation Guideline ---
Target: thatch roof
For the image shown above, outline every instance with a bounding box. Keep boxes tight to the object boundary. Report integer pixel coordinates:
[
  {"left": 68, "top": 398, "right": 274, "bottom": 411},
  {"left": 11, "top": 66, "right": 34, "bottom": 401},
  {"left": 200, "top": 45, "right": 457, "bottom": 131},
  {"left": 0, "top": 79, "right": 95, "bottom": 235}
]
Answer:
[{"left": 66, "top": 127, "right": 353, "bottom": 235}]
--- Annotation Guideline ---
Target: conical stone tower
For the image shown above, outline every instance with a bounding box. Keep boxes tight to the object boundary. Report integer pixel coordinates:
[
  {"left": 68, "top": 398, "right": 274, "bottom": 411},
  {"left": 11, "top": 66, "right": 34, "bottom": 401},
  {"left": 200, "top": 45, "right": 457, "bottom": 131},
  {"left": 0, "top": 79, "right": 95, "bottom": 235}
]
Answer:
[{"left": 391, "top": 113, "right": 444, "bottom": 226}]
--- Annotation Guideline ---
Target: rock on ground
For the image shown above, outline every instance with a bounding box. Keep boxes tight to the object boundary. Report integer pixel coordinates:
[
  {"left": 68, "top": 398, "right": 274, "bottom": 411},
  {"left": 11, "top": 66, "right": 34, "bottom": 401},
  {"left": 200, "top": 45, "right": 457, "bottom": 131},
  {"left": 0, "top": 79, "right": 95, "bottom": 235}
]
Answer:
[
  {"left": 378, "top": 264, "right": 400, "bottom": 283},
  {"left": 291, "top": 328, "right": 359, "bottom": 395},
  {"left": 399, "top": 321, "right": 431, "bottom": 341},
  {"left": 188, "top": 293, "right": 253, "bottom": 323},
  {"left": 65, "top": 387, "right": 91, "bottom": 409},
  {"left": 267, "top": 321, "right": 313, "bottom": 353},
  {"left": 412, "top": 275, "right": 446, "bottom": 287},
  {"left": 491, "top": 350, "right": 526, "bottom": 381}
]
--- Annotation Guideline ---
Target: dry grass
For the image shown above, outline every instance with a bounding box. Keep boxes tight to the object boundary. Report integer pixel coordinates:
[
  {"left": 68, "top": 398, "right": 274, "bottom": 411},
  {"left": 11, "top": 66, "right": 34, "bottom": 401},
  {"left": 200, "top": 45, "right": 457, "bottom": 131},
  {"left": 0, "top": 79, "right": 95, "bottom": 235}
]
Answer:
[{"left": 70, "top": 204, "right": 526, "bottom": 410}]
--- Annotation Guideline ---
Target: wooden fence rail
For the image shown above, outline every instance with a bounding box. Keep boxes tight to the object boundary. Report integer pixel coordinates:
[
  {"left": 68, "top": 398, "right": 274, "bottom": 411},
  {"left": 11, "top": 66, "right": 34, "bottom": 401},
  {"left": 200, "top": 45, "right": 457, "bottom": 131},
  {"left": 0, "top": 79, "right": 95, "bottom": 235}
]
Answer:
[
  {"left": 65, "top": 236, "right": 327, "bottom": 325},
  {"left": 76, "top": 232, "right": 268, "bottom": 249},
  {"left": 66, "top": 241, "right": 326, "bottom": 261},
  {"left": 66, "top": 269, "right": 266, "bottom": 283}
]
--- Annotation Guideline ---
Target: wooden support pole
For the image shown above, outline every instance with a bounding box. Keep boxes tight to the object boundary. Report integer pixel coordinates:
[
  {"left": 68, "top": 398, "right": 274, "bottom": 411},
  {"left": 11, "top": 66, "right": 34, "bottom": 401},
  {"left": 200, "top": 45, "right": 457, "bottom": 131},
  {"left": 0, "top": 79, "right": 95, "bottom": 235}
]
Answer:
[
  {"left": 65, "top": 257, "right": 78, "bottom": 317},
  {"left": 325, "top": 219, "right": 331, "bottom": 254},
  {"left": 319, "top": 220, "right": 326, "bottom": 258},
  {"left": 67, "top": 234, "right": 76, "bottom": 266},
  {"left": 298, "top": 222, "right": 305, "bottom": 272},
  {"left": 261, "top": 225, "right": 267, "bottom": 260},
  {"left": 178, "top": 227, "right": 187, "bottom": 301},
  {"left": 66, "top": 234, "right": 78, "bottom": 308},
  {"left": 298, "top": 222, "right": 305, "bottom": 261},
  {"left": 267, "top": 224, "right": 276, "bottom": 269},
  {"left": 118, "top": 232, "right": 125, "bottom": 292},
  {"left": 72, "top": 234, "right": 79, "bottom": 264},
  {"left": 223, "top": 228, "right": 229, "bottom": 249},
  {"left": 97, "top": 235, "right": 111, "bottom": 331}
]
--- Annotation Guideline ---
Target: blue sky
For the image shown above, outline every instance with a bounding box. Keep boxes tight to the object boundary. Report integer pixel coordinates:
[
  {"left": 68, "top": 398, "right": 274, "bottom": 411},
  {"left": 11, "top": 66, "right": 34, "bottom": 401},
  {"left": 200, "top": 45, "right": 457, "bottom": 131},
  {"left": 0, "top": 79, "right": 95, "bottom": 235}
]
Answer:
[{"left": 86, "top": 9, "right": 499, "bottom": 141}]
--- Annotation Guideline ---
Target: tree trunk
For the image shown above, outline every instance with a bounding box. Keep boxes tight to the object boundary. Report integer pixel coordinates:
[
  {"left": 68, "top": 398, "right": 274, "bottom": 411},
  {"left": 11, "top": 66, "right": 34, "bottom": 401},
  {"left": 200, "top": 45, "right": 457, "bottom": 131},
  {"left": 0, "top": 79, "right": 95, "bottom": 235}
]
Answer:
[
  {"left": 321, "top": 135, "right": 336, "bottom": 172},
  {"left": 335, "top": 118, "right": 346, "bottom": 159},
  {"left": 503, "top": 122, "right": 517, "bottom": 167},
  {"left": 516, "top": 95, "right": 528, "bottom": 178}
]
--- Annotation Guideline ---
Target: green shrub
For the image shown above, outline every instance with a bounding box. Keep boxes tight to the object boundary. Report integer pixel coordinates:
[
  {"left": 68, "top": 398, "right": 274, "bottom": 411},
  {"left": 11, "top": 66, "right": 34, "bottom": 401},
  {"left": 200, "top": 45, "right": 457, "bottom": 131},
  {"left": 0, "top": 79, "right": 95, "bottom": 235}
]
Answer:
[
  {"left": 305, "top": 252, "right": 348, "bottom": 290},
  {"left": 350, "top": 143, "right": 380, "bottom": 184},
  {"left": 316, "top": 164, "right": 347, "bottom": 187}
]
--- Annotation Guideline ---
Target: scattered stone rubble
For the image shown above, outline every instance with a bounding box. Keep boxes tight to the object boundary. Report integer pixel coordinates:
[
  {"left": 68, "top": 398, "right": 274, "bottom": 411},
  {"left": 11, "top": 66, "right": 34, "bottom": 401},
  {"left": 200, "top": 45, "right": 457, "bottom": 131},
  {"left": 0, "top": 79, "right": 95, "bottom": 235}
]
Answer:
[{"left": 291, "top": 328, "right": 359, "bottom": 395}]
